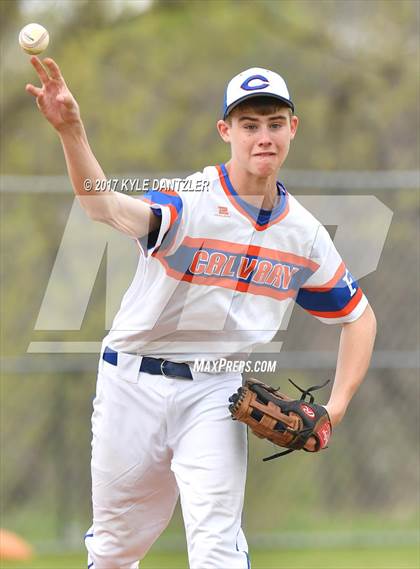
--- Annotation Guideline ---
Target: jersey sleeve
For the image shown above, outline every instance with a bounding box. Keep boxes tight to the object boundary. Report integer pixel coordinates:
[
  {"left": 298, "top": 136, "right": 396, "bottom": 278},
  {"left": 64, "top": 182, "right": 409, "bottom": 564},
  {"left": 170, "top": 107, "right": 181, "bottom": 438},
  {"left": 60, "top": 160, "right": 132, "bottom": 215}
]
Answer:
[
  {"left": 295, "top": 225, "right": 368, "bottom": 324},
  {"left": 138, "top": 188, "right": 184, "bottom": 256}
]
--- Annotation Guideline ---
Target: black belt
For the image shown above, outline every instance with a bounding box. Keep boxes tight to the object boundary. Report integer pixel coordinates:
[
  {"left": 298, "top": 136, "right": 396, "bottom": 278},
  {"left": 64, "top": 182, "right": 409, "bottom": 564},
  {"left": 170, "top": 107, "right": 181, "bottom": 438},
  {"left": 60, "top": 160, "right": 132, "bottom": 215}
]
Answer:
[{"left": 102, "top": 346, "right": 193, "bottom": 380}]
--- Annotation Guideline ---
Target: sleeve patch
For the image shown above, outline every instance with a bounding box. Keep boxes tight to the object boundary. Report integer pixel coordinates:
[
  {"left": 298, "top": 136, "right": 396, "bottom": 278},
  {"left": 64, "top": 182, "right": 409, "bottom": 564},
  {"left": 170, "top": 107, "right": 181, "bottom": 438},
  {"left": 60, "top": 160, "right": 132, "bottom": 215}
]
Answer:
[{"left": 296, "top": 269, "right": 362, "bottom": 318}]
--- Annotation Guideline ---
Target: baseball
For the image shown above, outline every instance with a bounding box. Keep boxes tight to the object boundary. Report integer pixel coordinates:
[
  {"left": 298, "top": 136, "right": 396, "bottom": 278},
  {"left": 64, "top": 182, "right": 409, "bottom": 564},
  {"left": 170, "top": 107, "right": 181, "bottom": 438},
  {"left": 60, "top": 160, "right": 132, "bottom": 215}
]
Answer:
[{"left": 19, "top": 23, "right": 49, "bottom": 55}]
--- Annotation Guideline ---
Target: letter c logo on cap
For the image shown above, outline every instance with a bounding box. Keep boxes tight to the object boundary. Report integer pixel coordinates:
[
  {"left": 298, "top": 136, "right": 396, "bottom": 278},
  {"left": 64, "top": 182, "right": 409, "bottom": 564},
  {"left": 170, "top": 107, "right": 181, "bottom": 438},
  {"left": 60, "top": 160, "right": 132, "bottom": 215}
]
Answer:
[{"left": 241, "top": 74, "right": 269, "bottom": 91}]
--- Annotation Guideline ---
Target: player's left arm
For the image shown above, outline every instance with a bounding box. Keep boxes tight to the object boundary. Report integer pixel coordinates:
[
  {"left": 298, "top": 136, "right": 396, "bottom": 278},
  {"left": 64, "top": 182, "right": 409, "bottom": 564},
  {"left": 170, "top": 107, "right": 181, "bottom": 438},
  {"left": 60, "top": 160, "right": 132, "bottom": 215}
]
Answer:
[
  {"left": 295, "top": 224, "right": 378, "bottom": 437},
  {"left": 325, "top": 303, "right": 376, "bottom": 427}
]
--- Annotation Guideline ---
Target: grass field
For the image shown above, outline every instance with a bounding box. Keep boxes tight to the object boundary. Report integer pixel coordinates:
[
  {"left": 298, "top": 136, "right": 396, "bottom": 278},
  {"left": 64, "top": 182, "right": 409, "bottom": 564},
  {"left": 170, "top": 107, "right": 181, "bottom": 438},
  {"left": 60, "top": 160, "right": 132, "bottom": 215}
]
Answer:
[{"left": 1, "top": 547, "right": 419, "bottom": 569}]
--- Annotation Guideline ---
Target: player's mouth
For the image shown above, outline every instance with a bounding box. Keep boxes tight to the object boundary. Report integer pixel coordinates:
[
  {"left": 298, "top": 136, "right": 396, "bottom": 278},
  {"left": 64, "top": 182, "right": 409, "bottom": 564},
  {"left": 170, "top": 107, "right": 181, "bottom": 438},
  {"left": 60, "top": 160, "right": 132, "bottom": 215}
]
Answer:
[{"left": 253, "top": 152, "right": 276, "bottom": 158}]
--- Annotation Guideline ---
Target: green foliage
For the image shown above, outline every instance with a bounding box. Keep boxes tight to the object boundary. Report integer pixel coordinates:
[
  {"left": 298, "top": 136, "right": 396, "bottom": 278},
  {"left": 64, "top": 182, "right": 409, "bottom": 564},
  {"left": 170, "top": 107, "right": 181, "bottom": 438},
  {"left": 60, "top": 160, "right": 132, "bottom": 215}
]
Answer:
[{"left": 2, "top": 0, "right": 418, "bottom": 174}]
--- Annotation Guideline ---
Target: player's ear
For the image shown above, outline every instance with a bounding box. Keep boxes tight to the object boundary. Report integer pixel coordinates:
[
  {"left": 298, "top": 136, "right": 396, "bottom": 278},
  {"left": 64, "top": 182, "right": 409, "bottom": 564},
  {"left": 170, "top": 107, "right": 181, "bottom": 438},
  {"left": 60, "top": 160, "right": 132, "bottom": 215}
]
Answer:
[
  {"left": 289, "top": 115, "right": 299, "bottom": 140},
  {"left": 217, "top": 119, "right": 231, "bottom": 143}
]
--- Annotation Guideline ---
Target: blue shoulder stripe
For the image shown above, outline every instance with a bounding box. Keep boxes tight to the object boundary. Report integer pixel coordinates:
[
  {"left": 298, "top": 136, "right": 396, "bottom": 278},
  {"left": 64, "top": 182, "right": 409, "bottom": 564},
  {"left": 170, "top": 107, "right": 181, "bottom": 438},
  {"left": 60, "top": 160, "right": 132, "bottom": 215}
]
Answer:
[{"left": 296, "top": 271, "right": 359, "bottom": 314}]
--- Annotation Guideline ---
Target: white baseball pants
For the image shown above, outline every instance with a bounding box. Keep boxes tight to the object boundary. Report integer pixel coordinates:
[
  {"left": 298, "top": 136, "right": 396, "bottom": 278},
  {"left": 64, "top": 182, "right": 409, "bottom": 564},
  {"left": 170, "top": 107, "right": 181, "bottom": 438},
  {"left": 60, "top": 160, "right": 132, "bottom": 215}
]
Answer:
[{"left": 85, "top": 353, "right": 250, "bottom": 569}]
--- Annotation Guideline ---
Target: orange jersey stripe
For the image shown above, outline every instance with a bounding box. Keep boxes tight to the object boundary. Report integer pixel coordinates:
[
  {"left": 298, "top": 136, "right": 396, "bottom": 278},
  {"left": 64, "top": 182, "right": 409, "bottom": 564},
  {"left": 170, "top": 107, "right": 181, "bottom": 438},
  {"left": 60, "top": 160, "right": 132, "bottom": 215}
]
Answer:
[
  {"left": 301, "top": 262, "right": 345, "bottom": 293},
  {"left": 181, "top": 236, "right": 319, "bottom": 271}
]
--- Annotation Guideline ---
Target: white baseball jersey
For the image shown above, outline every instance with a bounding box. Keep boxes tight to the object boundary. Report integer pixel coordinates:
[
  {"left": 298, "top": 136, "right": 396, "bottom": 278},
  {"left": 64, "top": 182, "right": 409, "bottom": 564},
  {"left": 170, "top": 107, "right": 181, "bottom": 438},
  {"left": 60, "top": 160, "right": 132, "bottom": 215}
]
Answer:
[{"left": 104, "top": 164, "right": 367, "bottom": 361}]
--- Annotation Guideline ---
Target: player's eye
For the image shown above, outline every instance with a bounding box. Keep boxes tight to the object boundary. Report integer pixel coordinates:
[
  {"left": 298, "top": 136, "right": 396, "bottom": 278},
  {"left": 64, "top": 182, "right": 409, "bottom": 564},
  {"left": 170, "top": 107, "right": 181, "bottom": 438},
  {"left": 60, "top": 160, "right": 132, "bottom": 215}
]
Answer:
[
  {"left": 270, "top": 123, "right": 283, "bottom": 130},
  {"left": 244, "top": 124, "right": 258, "bottom": 130}
]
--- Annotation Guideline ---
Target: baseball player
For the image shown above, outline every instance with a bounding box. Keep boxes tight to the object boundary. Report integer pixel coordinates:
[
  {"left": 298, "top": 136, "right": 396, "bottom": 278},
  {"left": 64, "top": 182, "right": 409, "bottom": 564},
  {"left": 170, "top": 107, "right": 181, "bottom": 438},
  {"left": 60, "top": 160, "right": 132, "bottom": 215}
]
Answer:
[{"left": 26, "top": 60, "right": 376, "bottom": 569}]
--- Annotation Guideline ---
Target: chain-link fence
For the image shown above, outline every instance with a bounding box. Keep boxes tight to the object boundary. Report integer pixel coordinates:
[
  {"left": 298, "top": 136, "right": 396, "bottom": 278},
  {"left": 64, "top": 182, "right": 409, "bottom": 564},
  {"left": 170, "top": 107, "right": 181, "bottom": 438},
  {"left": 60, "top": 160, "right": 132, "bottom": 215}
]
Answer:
[{"left": 1, "top": 172, "right": 419, "bottom": 551}]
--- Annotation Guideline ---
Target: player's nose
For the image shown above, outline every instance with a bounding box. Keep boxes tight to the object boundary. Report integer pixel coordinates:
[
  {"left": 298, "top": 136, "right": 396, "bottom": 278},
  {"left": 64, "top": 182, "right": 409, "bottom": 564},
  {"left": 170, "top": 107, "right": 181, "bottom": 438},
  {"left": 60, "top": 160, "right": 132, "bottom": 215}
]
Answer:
[{"left": 256, "top": 126, "right": 273, "bottom": 147}]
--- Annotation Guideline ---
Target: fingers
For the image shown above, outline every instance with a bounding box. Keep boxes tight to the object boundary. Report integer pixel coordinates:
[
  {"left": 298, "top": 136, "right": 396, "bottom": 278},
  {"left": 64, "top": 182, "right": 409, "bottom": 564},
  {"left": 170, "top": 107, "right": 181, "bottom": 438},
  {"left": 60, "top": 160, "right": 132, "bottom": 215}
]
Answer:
[
  {"left": 26, "top": 83, "right": 42, "bottom": 97},
  {"left": 30, "top": 56, "right": 65, "bottom": 86},
  {"left": 43, "top": 58, "right": 63, "bottom": 81},
  {"left": 30, "top": 56, "right": 49, "bottom": 84}
]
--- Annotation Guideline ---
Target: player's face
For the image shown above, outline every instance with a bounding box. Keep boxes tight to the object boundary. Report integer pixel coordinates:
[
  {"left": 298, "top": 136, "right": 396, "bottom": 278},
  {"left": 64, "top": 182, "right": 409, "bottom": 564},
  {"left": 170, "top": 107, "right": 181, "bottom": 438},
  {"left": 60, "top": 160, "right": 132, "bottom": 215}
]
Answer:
[{"left": 217, "top": 109, "right": 298, "bottom": 178}]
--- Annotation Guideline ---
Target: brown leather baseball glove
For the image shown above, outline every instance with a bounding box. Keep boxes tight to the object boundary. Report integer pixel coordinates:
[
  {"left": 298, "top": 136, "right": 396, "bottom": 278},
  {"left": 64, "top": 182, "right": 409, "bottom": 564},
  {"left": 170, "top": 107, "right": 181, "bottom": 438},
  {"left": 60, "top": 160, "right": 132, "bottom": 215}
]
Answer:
[{"left": 228, "top": 378, "right": 332, "bottom": 461}]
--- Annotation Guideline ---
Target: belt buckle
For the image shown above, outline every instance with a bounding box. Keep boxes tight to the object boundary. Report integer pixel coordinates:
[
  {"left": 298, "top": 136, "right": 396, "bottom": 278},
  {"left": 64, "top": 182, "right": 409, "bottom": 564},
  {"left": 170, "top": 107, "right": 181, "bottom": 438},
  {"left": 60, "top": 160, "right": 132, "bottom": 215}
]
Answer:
[{"left": 160, "top": 359, "right": 171, "bottom": 378}]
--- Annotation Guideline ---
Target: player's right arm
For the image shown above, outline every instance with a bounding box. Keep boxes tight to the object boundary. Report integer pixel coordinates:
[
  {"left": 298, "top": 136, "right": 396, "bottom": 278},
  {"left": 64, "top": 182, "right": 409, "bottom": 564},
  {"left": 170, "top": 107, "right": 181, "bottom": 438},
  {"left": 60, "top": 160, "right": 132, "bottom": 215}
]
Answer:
[{"left": 25, "top": 56, "right": 158, "bottom": 239}]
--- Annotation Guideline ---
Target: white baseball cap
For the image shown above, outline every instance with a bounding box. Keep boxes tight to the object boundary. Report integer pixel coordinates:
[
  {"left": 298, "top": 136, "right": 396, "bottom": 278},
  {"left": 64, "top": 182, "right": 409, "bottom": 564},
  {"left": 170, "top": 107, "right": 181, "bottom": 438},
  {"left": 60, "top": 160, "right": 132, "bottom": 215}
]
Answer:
[{"left": 223, "top": 67, "right": 294, "bottom": 119}]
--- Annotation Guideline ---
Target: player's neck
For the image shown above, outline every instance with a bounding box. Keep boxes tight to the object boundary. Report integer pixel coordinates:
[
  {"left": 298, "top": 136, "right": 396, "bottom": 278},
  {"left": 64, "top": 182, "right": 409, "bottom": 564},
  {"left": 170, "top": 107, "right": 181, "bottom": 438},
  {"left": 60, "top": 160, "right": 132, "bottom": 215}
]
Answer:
[{"left": 225, "top": 161, "right": 279, "bottom": 210}]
